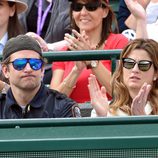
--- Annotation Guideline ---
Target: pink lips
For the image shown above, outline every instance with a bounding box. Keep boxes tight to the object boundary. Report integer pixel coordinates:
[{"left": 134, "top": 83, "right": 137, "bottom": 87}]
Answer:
[{"left": 129, "top": 76, "right": 141, "bottom": 80}]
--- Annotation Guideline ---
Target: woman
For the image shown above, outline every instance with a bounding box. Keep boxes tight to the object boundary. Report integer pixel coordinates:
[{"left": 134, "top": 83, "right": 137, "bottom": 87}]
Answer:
[
  {"left": 50, "top": 0, "right": 128, "bottom": 103},
  {"left": 0, "top": 0, "right": 27, "bottom": 92},
  {"left": 89, "top": 39, "right": 158, "bottom": 116},
  {"left": 0, "top": 0, "right": 27, "bottom": 53}
]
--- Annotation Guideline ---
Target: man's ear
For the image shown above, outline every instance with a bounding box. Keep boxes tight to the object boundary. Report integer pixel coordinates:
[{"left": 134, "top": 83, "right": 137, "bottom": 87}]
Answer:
[{"left": 1, "top": 65, "right": 9, "bottom": 79}]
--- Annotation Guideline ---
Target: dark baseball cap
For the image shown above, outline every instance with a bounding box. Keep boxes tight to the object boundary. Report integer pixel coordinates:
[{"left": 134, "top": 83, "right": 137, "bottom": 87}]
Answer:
[{"left": 2, "top": 35, "right": 42, "bottom": 61}]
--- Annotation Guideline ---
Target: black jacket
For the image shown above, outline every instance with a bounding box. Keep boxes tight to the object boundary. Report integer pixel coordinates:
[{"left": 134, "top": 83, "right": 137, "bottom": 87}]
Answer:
[
  {"left": 0, "top": 84, "right": 78, "bottom": 119},
  {"left": 19, "top": 0, "right": 71, "bottom": 43},
  {"left": 117, "top": 0, "right": 130, "bottom": 33}
]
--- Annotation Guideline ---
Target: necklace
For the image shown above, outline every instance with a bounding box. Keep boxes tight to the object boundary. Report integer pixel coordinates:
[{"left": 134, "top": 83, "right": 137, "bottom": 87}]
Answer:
[
  {"left": 95, "top": 40, "right": 103, "bottom": 49},
  {"left": 37, "top": 0, "right": 53, "bottom": 35}
]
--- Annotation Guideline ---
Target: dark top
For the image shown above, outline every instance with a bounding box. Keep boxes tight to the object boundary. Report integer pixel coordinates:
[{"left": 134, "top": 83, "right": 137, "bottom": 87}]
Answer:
[
  {"left": 0, "top": 83, "right": 77, "bottom": 119},
  {"left": 19, "top": 0, "right": 71, "bottom": 43},
  {"left": 117, "top": 0, "right": 130, "bottom": 33},
  {"left": 26, "top": 1, "right": 52, "bottom": 38}
]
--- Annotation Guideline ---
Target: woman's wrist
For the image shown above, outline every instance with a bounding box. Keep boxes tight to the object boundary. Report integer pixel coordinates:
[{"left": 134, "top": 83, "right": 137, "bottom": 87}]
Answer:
[
  {"left": 86, "top": 60, "right": 99, "bottom": 69},
  {"left": 62, "top": 67, "right": 80, "bottom": 89},
  {"left": 63, "top": 80, "right": 76, "bottom": 89},
  {"left": 72, "top": 65, "right": 83, "bottom": 74}
]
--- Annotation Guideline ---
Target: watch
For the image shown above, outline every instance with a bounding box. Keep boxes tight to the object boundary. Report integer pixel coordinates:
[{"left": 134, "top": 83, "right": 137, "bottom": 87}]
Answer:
[{"left": 86, "top": 60, "right": 99, "bottom": 69}]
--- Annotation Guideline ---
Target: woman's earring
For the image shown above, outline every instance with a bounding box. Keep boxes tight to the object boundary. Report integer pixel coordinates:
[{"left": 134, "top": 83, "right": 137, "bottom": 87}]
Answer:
[{"left": 154, "top": 77, "right": 157, "bottom": 81}]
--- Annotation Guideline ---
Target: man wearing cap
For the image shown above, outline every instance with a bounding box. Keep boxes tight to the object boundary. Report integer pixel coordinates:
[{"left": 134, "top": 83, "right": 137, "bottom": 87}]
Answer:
[{"left": 0, "top": 35, "right": 80, "bottom": 119}]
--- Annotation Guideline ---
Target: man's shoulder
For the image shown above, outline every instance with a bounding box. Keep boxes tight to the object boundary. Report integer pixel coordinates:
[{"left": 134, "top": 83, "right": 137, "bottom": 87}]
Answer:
[{"left": 44, "top": 88, "right": 79, "bottom": 118}]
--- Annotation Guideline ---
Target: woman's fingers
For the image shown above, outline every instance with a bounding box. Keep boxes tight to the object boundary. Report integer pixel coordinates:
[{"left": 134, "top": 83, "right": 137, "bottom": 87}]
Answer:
[
  {"left": 131, "top": 83, "right": 151, "bottom": 115},
  {"left": 26, "top": 32, "right": 48, "bottom": 51}
]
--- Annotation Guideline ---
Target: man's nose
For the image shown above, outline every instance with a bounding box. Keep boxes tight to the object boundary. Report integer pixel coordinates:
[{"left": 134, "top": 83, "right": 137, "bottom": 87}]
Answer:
[{"left": 23, "top": 63, "right": 32, "bottom": 71}]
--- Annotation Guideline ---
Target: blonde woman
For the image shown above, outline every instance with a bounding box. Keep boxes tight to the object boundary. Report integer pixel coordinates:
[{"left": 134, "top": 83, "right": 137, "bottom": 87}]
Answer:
[{"left": 89, "top": 39, "right": 158, "bottom": 117}]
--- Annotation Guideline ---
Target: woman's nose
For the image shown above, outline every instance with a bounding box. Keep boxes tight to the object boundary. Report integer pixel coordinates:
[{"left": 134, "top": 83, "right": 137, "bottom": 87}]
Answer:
[{"left": 132, "top": 63, "right": 139, "bottom": 72}]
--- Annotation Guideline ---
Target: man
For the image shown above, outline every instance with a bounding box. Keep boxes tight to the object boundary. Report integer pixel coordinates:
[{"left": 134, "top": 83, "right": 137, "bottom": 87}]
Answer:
[{"left": 0, "top": 35, "right": 79, "bottom": 119}]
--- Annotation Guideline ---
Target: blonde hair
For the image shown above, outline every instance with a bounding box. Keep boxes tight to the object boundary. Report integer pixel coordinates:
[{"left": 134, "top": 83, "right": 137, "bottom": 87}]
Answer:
[{"left": 110, "top": 39, "right": 158, "bottom": 115}]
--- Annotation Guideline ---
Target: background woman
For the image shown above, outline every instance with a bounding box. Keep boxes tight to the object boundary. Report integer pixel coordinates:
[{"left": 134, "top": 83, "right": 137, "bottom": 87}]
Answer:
[
  {"left": 50, "top": 0, "right": 128, "bottom": 103},
  {"left": 0, "top": 0, "right": 27, "bottom": 53}
]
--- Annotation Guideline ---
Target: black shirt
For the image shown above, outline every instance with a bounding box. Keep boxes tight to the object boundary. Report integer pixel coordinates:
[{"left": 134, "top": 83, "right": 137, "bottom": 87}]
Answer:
[
  {"left": 27, "top": 1, "right": 52, "bottom": 38},
  {"left": 0, "top": 83, "right": 77, "bottom": 119}
]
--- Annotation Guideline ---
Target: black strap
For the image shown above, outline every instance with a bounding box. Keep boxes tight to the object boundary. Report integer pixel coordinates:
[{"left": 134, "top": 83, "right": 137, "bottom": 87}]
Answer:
[{"left": 0, "top": 93, "right": 6, "bottom": 119}]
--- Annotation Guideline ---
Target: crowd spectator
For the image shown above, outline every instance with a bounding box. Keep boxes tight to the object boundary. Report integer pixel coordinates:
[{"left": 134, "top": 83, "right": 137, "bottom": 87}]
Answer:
[
  {"left": 124, "top": 0, "right": 158, "bottom": 41},
  {"left": 117, "top": 0, "right": 150, "bottom": 33},
  {"left": 26, "top": 0, "right": 148, "bottom": 104},
  {"left": 0, "top": 0, "right": 27, "bottom": 53},
  {"left": 0, "top": 35, "right": 80, "bottom": 118},
  {"left": 20, "top": 0, "right": 71, "bottom": 43},
  {"left": 50, "top": 0, "right": 128, "bottom": 103},
  {"left": 89, "top": 39, "right": 158, "bottom": 117}
]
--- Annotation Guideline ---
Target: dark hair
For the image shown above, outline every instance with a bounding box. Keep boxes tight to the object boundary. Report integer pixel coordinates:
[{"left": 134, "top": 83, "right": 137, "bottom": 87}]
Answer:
[
  {"left": 69, "top": 0, "right": 118, "bottom": 47},
  {"left": 7, "top": 2, "right": 25, "bottom": 39}
]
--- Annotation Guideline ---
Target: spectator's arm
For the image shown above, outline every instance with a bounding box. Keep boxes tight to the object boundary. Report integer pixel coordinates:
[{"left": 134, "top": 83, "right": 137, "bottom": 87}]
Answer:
[{"left": 125, "top": 0, "right": 150, "bottom": 30}]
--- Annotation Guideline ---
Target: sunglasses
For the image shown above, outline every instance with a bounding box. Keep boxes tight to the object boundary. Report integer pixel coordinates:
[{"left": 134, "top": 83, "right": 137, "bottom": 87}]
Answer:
[
  {"left": 71, "top": 2, "right": 103, "bottom": 12},
  {"left": 122, "top": 58, "right": 153, "bottom": 72},
  {"left": 8, "top": 58, "right": 43, "bottom": 71}
]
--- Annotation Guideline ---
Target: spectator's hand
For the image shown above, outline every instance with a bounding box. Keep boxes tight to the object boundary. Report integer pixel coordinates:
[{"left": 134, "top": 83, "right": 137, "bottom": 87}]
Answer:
[
  {"left": 75, "top": 61, "right": 87, "bottom": 72},
  {"left": 125, "top": 0, "right": 146, "bottom": 20},
  {"left": 88, "top": 74, "right": 109, "bottom": 116},
  {"left": 26, "top": 32, "right": 48, "bottom": 52},
  {"left": 64, "top": 29, "right": 95, "bottom": 51},
  {"left": 137, "top": 0, "right": 151, "bottom": 9},
  {"left": 131, "top": 82, "right": 151, "bottom": 115}
]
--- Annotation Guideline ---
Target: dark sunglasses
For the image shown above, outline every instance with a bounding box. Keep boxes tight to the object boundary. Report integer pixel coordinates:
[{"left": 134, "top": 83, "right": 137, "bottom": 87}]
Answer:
[
  {"left": 8, "top": 58, "right": 43, "bottom": 71},
  {"left": 71, "top": 2, "right": 103, "bottom": 12},
  {"left": 122, "top": 58, "right": 153, "bottom": 72}
]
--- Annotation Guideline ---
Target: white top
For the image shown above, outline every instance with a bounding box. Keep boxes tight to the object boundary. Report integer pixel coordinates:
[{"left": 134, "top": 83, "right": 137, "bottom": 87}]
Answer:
[
  {"left": 91, "top": 102, "right": 153, "bottom": 117},
  {"left": 0, "top": 33, "right": 8, "bottom": 55},
  {"left": 146, "top": 2, "right": 158, "bottom": 24},
  {"left": 147, "top": 19, "right": 158, "bottom": 42}
]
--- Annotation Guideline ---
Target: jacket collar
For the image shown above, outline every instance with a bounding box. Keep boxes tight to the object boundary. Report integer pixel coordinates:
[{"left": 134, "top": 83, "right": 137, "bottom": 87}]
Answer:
[{"left": 5, "top": 83, "right": 48, "bottom": 109}]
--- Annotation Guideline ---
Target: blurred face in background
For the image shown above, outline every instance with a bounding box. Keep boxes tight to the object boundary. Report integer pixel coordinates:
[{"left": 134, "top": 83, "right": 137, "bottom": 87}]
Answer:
[{"left": 0, "top": 1, "right": 15, "bottom": 32}]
